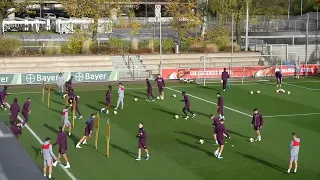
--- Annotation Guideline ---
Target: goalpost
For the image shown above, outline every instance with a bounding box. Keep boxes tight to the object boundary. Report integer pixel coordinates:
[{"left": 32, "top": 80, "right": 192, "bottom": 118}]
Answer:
[{"left": 195, "top": 54, "right": 283, "bottom": 86}]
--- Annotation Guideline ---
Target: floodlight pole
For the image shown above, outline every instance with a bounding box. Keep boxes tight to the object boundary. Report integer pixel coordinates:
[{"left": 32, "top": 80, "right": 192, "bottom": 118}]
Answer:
[
  {"left": 231, "top": 13, "right": 234, "bottom": 74},
  {"left": 305, "top": 13, "right": 309, "bottom": 76},
  {"left": 159, "top": 13, "right": 163, "bottom": 76},
  {"left": 245, "top": 0, "right": 249, "bottom": 51},
  {"left": 300, "top": 0, "right": 303, "bottom": 16}
]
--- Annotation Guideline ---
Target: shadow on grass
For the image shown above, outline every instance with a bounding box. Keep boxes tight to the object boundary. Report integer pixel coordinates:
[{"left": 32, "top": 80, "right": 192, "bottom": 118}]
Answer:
[
  {"left": 48, "top": 108, "right": 62, "bottom": 114},
  {"left": 228, "top": 130, "right": 251, "bottom": 139},
  {"left": 237, "top": 152, "right": 285, "bottom": 172},
  {"left": 131, "top": 90, "right": 147, "bottom": 97},
  {"left": 98, "top": 101, "right": 115, "bottom": 109},
  {"left": 45, "top": 87, "right": 61, "bottom": 96},
  {"left": 152, "top": 108, "right": 176, "bottom": 116},
  {"left": 199, "top": 85, "right": 221, "bottom": 92},
  {"left": 85, "top": 104, "right": 100, "bottom": 112},
  {"left": 176, "top": 139, "right": 213, "bottom": 156},
  {"left": 51, "top": 99, "right": 64, "bottom": 106},
  {"left": 111, "top": 143, "right": 136, "bottom": 158},
  {"left": 193, "top": 110, "right": 209, "bottom": 117},
  {"left": 126, "top": 92, "right": 144, "bottom": 100},
  {"left": 174, "top": 130, "right": 211, "bottom": 141},
  {"left": 31, "top": 145, "right": 41, "bottom": 157}
]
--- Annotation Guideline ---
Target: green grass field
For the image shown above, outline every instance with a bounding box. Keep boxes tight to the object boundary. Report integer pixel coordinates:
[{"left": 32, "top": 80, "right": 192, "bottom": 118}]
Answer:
[{"left": 2, "top": 78, "right": 320, "bottom": 180}]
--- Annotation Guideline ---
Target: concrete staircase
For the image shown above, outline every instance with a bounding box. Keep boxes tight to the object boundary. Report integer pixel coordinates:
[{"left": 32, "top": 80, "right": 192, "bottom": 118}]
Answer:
[
  {"left": 129, "top": 55, "right": 151, "bottom": 79},
  {"left": 111, "top": 56, "right": 133, "bottom": 80}
]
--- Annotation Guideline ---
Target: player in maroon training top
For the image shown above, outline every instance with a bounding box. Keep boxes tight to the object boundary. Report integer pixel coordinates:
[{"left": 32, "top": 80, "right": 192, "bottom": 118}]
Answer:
[
  {"left": 210, "top": 114, "right": 221, "bottom": 145},
  {"left": 10, "top": 120, "right": 22, "bottom": 139},
  {"left": 251, "top": 108, "right": 263, "bottom": 142},
  {"left": 135, "top": 123, "right": 150, "bottom": 161},
  {"left": 76, "top": 113, "right": 96, "bottom": 148},
  {"left": 221, "top": 68, "right": 230, "bottom": 91},
  {"left": 216, "top": 93, "right": 225, "bottom": 119},
  {"left": 101, "top": 86, "right": 112, "bottom": 114},
  {"left": 10, "top": 98, "right": 20, "bottom": 123},
  {"left": 181, "top": 91, "right": 196, "bottom": 120},
  {"left": 146, "top": 79, "right": 155, "bottom": 102},
  {"left": 73, "top": 93, "right": 83, "bottom": 119},
  {"left": 214, "top": 118, "right": 230, "bottom": 159},
  {"left": 22, "top": 98, "right": 31, "bottom": 126},
  {"left": 53, "top": 126, "right": 70, "bottom": 169},
  {"left": 155, "top": 74, "right": 165, "bottom": 100}
]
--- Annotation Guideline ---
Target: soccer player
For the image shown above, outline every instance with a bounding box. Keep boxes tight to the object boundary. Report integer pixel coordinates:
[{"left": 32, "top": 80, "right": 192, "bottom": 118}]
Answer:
[
  {"left": 57, "top": 73, "right": 65, "bottom": 95},
  {"left": 63, "top": 76, "right": 73, "bottom": 98},
  {"left": 53, "top": 126, "right": 70, "bottom": 169},
  {"left": 68, "top": 89, "right": 75, "bottom": 107},
  {"left": 155, "top": 74, "right": 165, "bottom": 100},
  {"left": 1, "top": 86, "right": 10, "bottom": 102},
  {"left": 73, "top": 94, "right": 83, "bottom": 119},
  {"left": 275, "top": 69, "right": 282, "bottom": 87},
  {"left": 287, "top": 132, "right": 300, "bottom": 174},
  {"left": 251, "top": 108, "right": 263, "bottom": 142},
  {"left": 214, "top": 118, "right": 230, "bottom": 159},
  {"left": 294, "top": 60, "right": 300, "bottom": 79},
  {"left": 115, "top": 83, "right": 124, "bottom": 110},
  {"left": 10, "top": 120, "right": 22, "bottom": 139},
  {"left": 181, "top": 91, "right": 196, "bottom": 120},
  {"left": 210, "top": 114, "right": 220, "bottom": 145},
  {"left": 101, "top": 86, "right": 112, "bottom": 114},
  {"left": 62, "top": 106, "right": 72, "bottom": 136},
  {"left": 216, "top": 93, "right": 225, "bottom": 119},
  {"left": 10, "top": 98, "right": 20, "bottom": 123},
  {"left": 221, "top": 68, "right": 230, "bottom": 91},
  {"left": 22, "top": 98, "right": 31, "bottom": 126},
  {"left": 0, "top": 89, "right": 7, "bottom": 111},
  {"left": 42, "top": 137, "right": 55, "bottom": 179},
  {"left": 146, "top": 79, "right": 155, "bottom": 102},
  {"left": 76, "top": 113, "right": 96, "bottom": 148},
  {"left": 135, "top": 122, "right": 150, "bottom": 161}
]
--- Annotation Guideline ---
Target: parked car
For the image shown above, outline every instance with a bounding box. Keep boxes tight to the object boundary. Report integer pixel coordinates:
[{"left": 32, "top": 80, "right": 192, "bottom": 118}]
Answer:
[{"left": 44, "top": 13, "right": 56, "bottom": 18}]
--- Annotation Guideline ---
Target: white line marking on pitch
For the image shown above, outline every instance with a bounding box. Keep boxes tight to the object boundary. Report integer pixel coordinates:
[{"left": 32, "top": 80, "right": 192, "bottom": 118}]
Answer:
[
  {"left": 284, "top": 83, "right": 320, "bottom": 91},
  {"left": 264, "top": 113, "right": 320, "bottom": 118},
  {"left": 165, "top": 87, "right": 252, "bottom": 117},
  {"left": 9, "top": 83, "right": 259, "bottom": 95},
  {"left": 4, "top": 102, "right": 77, "bottom": 180}
]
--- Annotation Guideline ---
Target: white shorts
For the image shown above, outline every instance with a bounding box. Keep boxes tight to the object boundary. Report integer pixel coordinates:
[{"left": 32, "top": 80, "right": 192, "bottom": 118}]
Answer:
[
  {"left": 64, "top": 120, "right": 71, "bottom": 127},
  {"left": 44, "top": 158, "right": 52, "bottom": 166},
  {"left": 290, "top": 154, "right": 298, "bottom": 161}
]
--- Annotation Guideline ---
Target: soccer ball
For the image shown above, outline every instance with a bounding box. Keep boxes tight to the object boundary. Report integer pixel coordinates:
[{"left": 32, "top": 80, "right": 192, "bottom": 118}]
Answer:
[
  {"left": 288, "top": 91, "right": 291, "bottom": 94},
  {"left": 283, "top": 90, "right": 286, "bottom": 93},
  {"left": 173, "top": 94, "right": 176, "bottom": 97},
  {"left": 134, "top": 98, "right": 138, "bottom": 101},
  {"left": 250, "top": 91, "right": 253, "bottom": 94},
  {"left": 256, "top": 90, "right": 260, "bottom": 94},
  {"left": 114, "top": 111, "right": 117, "bottom": 115},
  {"left": 199, "top": 139, "right": 204, "bottom": 144},
  {"left": 175, "top": 115, "right": 179, "bottom": 119},
  {"left": 157, "top": 96, "right": 160, "bottom": 100},
  {"left": 249, "top": 138, "right": 254, "bottom": 142}
]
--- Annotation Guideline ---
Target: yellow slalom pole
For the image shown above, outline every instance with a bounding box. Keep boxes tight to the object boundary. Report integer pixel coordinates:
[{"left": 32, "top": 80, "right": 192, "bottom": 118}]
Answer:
[
  {"left": 94, "top": 113, "right": 100, "bottom": 149},
  {"left": 47, "top": 83, "right": 51, "bottom": 108},
  {"left": 42, "top": 80, "right": 45, "bottom": 103},
  {"left": 72, "top": 96, "right": 76, "bottom": 127},
  {"left": 106, "top": 119, "right": 110, "bottom": 157}
]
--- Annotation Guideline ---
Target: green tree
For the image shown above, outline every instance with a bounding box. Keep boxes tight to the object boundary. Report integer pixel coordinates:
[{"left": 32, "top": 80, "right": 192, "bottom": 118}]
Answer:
[
  {"left": 165, "top": 0, "right": 202, "bottom": 42},
  {"left": 58, "top": 0, "right": 131, "bottom": 41},
  {"left": 209, "top": 0, "right": 287, "bottom": 45}
]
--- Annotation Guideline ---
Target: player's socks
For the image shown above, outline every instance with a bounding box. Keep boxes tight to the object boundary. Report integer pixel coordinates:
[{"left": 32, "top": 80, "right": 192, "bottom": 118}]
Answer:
[
  {"left": 217, "top": 153, "right": 223, "bottom": 159},
  {"left": 258, "top": 135, "right": 261, "bottom": 141},
  {"left": 100, "top": 108, "right": 105, "bottom": 113},
  {"left": 76, "top": 144, "right": 81, "bottom": 148},
  {"left": 69, "top": 132, "right": 71, "bottom": 136},
  {"left": 215, "top": 141, "right": 218, "bottom": 145},
  {"left": 223, "top": 89, "right": 225, "bottom": 91},
  {"left": 136, "top": 156, "right": 141, "bottom": 160},
  {"left": 287, "top": 169, "right": 291, "bottom": 173},
  {"left": 52, "top": 161, "right": 58, "bottom": 167},
  {"left": 214, "top": 150, "right": 218, "bottom": 157},
  {"left": 106, "top": 110, "right": 109, "bottom": 114},
  {"left": 192, "top": 114, "right": 196, "bottom": 118},
  {"left": 49, "top": 175, "right": 51, "bottom": 179},
  {"left": 44, "top": 174, "right": 46, "bottom": 177},
  {"left": 83, "top": 140, "right": 87, "bottom": 144},
  {"left": 294, "top": 169, "right": 297, "bottom": 173},
  {"left": 79, "top": 115, "right": 83, "bottom": 119}
]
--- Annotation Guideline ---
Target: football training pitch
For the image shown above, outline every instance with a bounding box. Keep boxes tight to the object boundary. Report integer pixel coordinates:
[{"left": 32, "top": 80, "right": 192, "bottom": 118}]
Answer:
[{"left": 2, "top": 78, "right": 320, "bottom": 180}]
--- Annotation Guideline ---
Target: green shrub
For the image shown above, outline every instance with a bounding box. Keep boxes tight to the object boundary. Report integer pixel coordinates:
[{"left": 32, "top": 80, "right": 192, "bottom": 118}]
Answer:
[
  {"left": 44, "top": 41, "right": 62, "bottom": 55},
  {"left": 220, "top": 43, "right": 241, "bottom": 52},
  {"left": 0, "top": 38, "right": 21, "bottom": 56},
  {"left": 108, "top": 37, "right": 124, "bottom": 52},
  {"left": 206, "top": 26, "right": 231, "bottom": 50},
  {"left": 205, "top": 43, "right": 219, "bottom": 53},
  {"left": 65, "top": 29, "right": 92, "bottom": 54},
  {"left": 162, "top": 38, "right": 174, "bottom": 53},
  {"left": 139, "top": 40, "right": 149, "bottom": 49}
]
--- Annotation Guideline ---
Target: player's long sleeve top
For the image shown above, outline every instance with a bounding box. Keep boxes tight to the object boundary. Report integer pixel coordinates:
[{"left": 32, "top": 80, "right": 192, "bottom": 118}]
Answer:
[
  {"left": 289, "top": 138, "right": 300, "bottom": 156},
  {"left": 217, "top": 96, "right": 223, "bottom": 108},
  {"left": 106, "top": 90, "right": 111, "bottom": 101},
  {"left": 252, "top": 113, "right": 264, "bottom": 127},
  {"left": 86, "top": 118, "right": 94, "bottom": 132},
  {"left": 10, "top": 125, "right": 22, "bottom": 138},
  {"left": 216, "top": 123, "right": 229, "bottom": 137},
  {"left": 57, "top": 76, "right": 65, "bottom": 86},
  {"left": 53, "top": 131, "right": 67, "bottom": 149},
  {"left": 182, "top": 94, "right": 190, "bottom": 107},
  {"left": 156, "top": 77, "right": 165, "bottom": 87},
  {"left": 22, "top": 101, "right": 30, "bottom": 114},
  {"left": 138, "top": 128, "right": 147, "bottom": 139},
  {"left": 42, "top": 141, "right": 54, "bottom": 159},
  {"left": 221, "top": 71, "right": 229, "bottom": 81},
  {"left": 118, "top": 86, "right": 125, "bottom": 97},
  {"left": 10, "top": 102, "right": 20, "bottom": 119}
]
